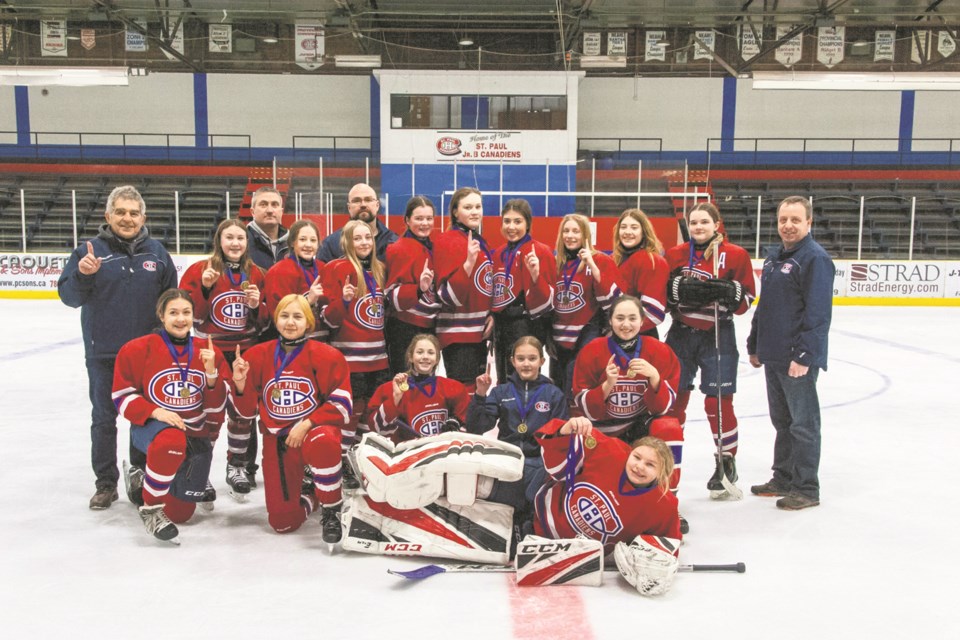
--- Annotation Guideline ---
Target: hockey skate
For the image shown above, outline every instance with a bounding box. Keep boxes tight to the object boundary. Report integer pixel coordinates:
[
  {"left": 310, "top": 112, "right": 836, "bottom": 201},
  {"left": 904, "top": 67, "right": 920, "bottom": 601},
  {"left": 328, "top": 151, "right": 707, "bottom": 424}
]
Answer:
[
  {"left": 708, "top": 454, "right": 741, "bottom": 500},
  {"left": 321, "top": 504, "right": 343, "bottom": 546},
  {"left": 123, "top": 460, "right": 144, "bottom": 507},
  {"left": 342, "top": 447, "right": 363, "bottom": 492},
  {"left": 226, "top": 464, "right": 251, "bottom": 502},
  {"left": 138, "top": 504, "right": 180, "bottom": 545},
  {"left": 199, "top": 480, "right": 217, "bottom": 512},
  {"left": 245, "top": 462, "right": 259, "bottom": 489}
]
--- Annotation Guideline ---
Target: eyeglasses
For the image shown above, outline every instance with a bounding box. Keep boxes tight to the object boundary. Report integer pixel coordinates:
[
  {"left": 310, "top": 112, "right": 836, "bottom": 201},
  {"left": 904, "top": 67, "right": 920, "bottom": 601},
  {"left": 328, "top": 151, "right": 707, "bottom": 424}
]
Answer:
[{"left": 349, "top": 196, "right": 378, "bottom": 205}]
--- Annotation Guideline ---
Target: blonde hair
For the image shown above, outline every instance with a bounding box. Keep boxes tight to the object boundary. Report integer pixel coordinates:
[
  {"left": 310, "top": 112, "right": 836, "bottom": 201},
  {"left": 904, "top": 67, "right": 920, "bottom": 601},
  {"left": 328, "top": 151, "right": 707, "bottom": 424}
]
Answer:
[
  {"left": 628, "top": 435, "right": 674, "bottom": 496},
  {"left": 340, "top": 219, "right": 385, "bottom": 298},
  {"left": 612, "top": 208, "right": 663, "bottom": 266},
  {"left": 273, "top": 293, "right": 316, "bottom": 333},
  {"left": 554, "top": 213, "right": 596, "bottom": 260},
  {"left": 687, "top": 202, "right": 725, "bottom": 261},
  {"left": 405, "top": 334, "right": 442, "bottom": 375}
]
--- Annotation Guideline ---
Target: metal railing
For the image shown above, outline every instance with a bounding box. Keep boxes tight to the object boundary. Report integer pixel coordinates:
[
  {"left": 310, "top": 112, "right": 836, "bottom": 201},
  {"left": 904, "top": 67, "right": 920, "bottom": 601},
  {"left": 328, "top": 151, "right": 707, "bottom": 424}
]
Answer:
[{"left": 0, "top": 131, "right": 253, "bottom": 162}]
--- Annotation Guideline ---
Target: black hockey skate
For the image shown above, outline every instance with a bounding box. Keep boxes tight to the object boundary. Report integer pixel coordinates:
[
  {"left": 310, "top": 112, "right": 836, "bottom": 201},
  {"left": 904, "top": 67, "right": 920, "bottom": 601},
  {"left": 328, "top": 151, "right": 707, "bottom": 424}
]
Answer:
[
  {"left": 708, "top": 454, "right": 740, "bottom": 500},
  {"left": 138, "top": 504, "right": 179, "bottom": 544},
  {"left": 341, "top": 454, "right": 361, "bottom": 491},
  {"left": 123, "top": 460, "right": 144, "bottom": 507},
  {"left": 321, "top": 504, "right": 343, "bottom": 544},
  {"left": 199, "top": 480, "right": 217, "bottom": 512},
  {"left": 226, "top": 463, "right": 252, "bottom": 502}
]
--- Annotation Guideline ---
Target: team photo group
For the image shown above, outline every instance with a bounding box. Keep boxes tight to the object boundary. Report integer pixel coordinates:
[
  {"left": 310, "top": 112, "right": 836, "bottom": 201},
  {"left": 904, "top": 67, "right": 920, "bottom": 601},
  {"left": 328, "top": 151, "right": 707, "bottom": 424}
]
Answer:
[{"left": 57, "top": 181, "right": 834, "bottom": 596}]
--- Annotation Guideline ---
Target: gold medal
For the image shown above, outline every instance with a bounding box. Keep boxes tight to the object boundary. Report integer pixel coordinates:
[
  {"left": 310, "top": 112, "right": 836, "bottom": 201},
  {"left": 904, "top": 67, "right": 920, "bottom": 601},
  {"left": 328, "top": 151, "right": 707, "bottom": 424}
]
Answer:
[
  {"left": 517, "top": 423, "right": 528, "bottom": 434},
  {"left": 240, "top": 281, "right": 250, "bottom": 290},
  {"left": 271, "top": 389, "right": 282, "bottom": 402},
  {"left": 179, "top": 387, "right": 191, "bottom": 398},
  {"left": 399, "top": 382, "right": 410, "bottom": 392},
  {"left": 584, "top": 435, "right": 597, "bottom": 449},
  {"left": 626, "top": 370, "right": 637, "bottom": 379}
]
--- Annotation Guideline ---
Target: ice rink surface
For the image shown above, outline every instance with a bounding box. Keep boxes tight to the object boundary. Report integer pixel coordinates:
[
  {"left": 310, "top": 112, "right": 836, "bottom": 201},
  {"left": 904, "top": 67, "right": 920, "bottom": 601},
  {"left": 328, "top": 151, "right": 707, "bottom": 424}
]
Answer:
[{"left": 1, "top": 300, "right": 957, "bottom": 639}]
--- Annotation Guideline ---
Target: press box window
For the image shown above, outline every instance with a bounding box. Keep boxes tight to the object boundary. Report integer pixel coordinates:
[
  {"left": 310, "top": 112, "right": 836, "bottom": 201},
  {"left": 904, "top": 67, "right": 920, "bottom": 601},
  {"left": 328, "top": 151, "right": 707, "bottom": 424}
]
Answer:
[{"left": 390, "top": 95, "right": 566, "bottom": 130}]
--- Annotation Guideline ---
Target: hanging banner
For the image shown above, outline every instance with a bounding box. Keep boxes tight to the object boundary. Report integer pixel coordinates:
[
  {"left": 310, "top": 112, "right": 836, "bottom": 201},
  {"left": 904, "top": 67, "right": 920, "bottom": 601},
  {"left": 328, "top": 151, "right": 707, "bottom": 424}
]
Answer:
[
  {"left": 125, "top": 18, "right": 147, "bottom": 52},
  {"left": 911, "top": 30, "right": 930, "bottom": 63},
  {"left": 295, "top": 22, "right": 325, "bottom": 70},
  {"left": 874, "top": 30, "right": 896, "bottom": 61},
  {"left": 80, "top": 28, "right": 96, "bottom": 50},
  {"left": 209, "top": 24, "right": 232, "bottom": 53},
  {"left": 938, "top": 30, "right": 956, "bottom": 58},
  {"left": 160, "top": 22, "right": 185, "bottom": 60},
  {"left": 583, "top": 32, "right": 601, "bottom": 56},
  {"left": 607, "top": 31, "right": 627, "bottom": 56},
  {"left": 0, "top": 24, "right": 12, "bottom": 54},
  {"left": 693, "top": 30, "right": 715, "bottom": 60},
  {"left": 740, "top": 23, "right": 761, "bottom": 59},
  {"left": 435, "top": 131, "right": 523, "bottom": 162},
  {"left": 644, "top": 30, "right": 666, "bottom": 62},
  {"left": 775, "top": 24, "right": 803, "bottom": 67},
  {"left": 817, "top": 25, "right": 845, "bottom": 68},
  {"left": 40, "top": 19, "right": 68, "bottom": 57}
]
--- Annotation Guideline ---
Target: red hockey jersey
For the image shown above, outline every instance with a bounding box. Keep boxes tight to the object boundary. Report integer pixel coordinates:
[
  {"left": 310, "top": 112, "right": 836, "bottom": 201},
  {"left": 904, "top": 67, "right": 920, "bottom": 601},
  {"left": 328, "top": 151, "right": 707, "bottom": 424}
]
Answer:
[
  {"left": 320, "top": 258, "right": 388, "bottom": 373},
  {"left": 262, "top": 255, "right": 329, "bottom": 341},
  {"left": 617, "top": 250, "right": 669, "bottom": 334},
  {"left": 572, "top": 336, "right": 680, "bottom": 437},
  {"left": 664, "top": 240, "right": 757, "bottom": 331},
  {"left": 533, "top": 419, "right": 681, "bottom": 551},
  {"left": 232, "top": 339, "right": 353, "bottom": 436},
  {"left": 180, "top": 260, "right": 266, "bottom": 351},
  {"left": 384, "top": 235, "right": 440, "bottom": 329},
  {"left": 433, "top": 226, "right": 494, "bottom": 347},
  {"left": 113, "top": 333, "right": 230, "bottom": 439},
  {"left": 552, "top": 252, "right": 622, "bottom": 350},
  {"left": 491, "top": 236, "right": 556, "bottom": 319},
  {"left": 366, "top": 375, "right": 469, "bottom": 440}
]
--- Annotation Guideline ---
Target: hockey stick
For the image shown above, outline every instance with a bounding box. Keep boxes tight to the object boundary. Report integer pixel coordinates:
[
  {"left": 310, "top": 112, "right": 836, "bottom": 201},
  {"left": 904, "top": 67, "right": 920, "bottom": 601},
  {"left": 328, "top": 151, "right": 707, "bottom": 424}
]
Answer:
[
  {"left": 388, "top": 562, "right": 746, "bottom": 581},
  {"left": 711, "top": 246, "right": 743, "bottom": 500}
]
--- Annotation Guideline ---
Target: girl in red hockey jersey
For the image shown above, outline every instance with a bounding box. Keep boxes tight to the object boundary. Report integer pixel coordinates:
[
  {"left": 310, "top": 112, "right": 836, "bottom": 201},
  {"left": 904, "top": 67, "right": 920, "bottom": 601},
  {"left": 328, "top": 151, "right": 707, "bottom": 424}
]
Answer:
[
  {"left": 231, "top": 294, "right": 352, "bottom": 542},
  {"left": 550, "top": 213, "right": 623, "bottom": 400},
  {"left": 262, "top": 219, "right": 328, "bottom": 340},
  {"left": 612, "top": 209, "right": 669, "bottom": 339},
  {"left": 490, "top": 198, "right": 557, "bottom": 383},
  {"left": 664, "top": 202, "right": 756, "bottom": 496},
  {"left": 366, "top": 333, "right": 469, "bottom": 442},
  {"left": 384, "top": 196, "right": 440, "bottom": 375},
  {"left": 112, "top": 288, "right": 232, "bottom": 543},
  {"left": 533, "top": 416, "right": 681, "bottom": 552}
]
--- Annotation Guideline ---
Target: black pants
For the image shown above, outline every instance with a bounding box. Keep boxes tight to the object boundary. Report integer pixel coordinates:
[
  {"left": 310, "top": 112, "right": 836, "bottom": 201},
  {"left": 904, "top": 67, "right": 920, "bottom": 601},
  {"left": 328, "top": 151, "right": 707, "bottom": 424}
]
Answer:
[
  {"left": 442, "top": 341, "right": 488, "bottom": 387},
  {"left": 385, "top": 317, "right": 432, "bottom": 376},
  {"left": 493, "top": 313, "right": 550, "bottom": 383}
]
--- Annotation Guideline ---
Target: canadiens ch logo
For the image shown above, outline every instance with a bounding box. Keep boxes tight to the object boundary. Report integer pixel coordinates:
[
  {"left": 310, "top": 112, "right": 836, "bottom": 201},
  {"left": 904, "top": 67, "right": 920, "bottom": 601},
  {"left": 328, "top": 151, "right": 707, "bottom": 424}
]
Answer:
[
  {"left": 474, "top": 260, "right": 494, "bottom": 297},
  {"left": 492, "top": 272, "right": 515, "bottom": 307},
  {"left": 554, "top": 281, "right": 585, "bottom": 313},
  {"left": 148, "top": 368, "right": 205, "bottom": 411},
  {"left": 264, "top": 376, "right": 318, "bottom": 421},
  {"left": 354, "top": 293, "right": 385, "bottom": 330},
  {"left": 210, "top": 291, "right": 248, "bottom": 331},
  {"left": 564, "top": 481, "right": 623, "bottom": 543},
  {"left": 606, "top": 380, "right": 648, "bottom": 418},
  {"left": 142, "top": 260, "right": 157, "bottom": 272},
  {"left": 411, "top": 408, "right": 448, "bottom": 437},
  {"left": 780, "top": 263, "right": 794, "bottom": 274},
  {"left": 534, "top": 401, "right": 550, "bottom": 412}
]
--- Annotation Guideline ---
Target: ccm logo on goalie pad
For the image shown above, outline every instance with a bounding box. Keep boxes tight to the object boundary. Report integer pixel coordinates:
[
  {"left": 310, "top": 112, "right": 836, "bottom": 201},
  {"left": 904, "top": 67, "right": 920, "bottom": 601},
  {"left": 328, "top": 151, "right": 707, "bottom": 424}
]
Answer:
[
  {"left": 519, "top": 542, "right": 573, "bottom": 554},
  {"left": 564, "top": 482, "right": 623, "bottom": 542},
  {"left": 383, "top": 543, "right": 423, "bottom": 553}
]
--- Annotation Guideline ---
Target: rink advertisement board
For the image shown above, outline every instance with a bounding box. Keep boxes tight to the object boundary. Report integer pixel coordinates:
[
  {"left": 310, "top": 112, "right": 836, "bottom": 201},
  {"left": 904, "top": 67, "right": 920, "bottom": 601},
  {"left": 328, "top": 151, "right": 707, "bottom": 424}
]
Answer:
[
  {"left": 2, "top": 253, "right": 960, "bottom": 303},
  {"left": 0, "top": 253, "right": 205, "bottom": 299}
]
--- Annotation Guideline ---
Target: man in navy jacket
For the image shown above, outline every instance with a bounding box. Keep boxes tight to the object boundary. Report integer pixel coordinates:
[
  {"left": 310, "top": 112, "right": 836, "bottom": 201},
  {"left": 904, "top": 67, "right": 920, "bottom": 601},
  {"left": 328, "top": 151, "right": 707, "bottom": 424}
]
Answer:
[
  {"left": 58, "top": 186, "right": 177, "bottom": 509},
  {"left": 747, "top": 196, "right": 834, "bottom": 511},
  {"left": 317, "top": 183, "right": 398, "bottom": 262}
]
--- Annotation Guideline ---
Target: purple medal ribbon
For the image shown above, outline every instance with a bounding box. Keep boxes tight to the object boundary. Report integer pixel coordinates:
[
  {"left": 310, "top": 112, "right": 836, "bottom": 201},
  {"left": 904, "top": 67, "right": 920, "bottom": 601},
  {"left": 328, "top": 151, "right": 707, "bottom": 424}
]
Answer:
[
  {"left": 226, "top": 265, "right": 247, "bottom": 288},
  {"left": 607, "top": 336, "right": 642, "bottom": 372},
  {"left": 160, "top": 330, "right": 194, "bottom": 394},
  {"left": 560, "top": 257, "right": 581, "bottom": 294},
  {"left": 509, "top": 381, "right": 544, "bottom": 431},
  {"left": 290, "top": 254, "right": 319, "bottom": 289},
  {"left": 408, "top": 374, "right": 437, "bottom": 398},
  {"left": 272, "top": 341, "right": 304, "bottom": 399},
  {"left": 501, "top": 235, "right": 531, "bottom": 281}
]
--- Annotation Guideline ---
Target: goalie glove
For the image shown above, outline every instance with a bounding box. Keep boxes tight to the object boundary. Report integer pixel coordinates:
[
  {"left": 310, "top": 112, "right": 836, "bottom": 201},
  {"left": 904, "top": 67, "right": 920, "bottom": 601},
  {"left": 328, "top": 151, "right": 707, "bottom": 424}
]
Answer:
[
  {"left": 614, "top": 535, "right": 680, "bottom": 597},
  {"left": 668, "top": 275, "right": 720, "bottom": 308},
  {"left": 441, "top": 417, "right": 463, "bottom": 433},
  {"left": 707, "top": 278, "right": 743, "bottom": 308}
]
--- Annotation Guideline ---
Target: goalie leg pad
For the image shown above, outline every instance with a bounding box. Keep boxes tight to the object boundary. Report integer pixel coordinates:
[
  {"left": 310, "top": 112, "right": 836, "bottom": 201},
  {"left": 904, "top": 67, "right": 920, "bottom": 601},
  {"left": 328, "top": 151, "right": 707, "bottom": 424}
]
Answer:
[
  {"left": 614, "top": 535, "right": 680, "bottom": 597},
  {"left": 515, "top": 535, "right": 604, "bottom": 587}
]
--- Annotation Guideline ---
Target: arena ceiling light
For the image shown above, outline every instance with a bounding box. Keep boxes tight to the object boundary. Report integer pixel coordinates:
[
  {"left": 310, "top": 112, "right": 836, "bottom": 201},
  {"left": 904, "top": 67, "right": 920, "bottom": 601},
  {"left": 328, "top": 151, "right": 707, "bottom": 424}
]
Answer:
[
  {"left": 0, "top": 66, "right": 129, "bottom": 86},
  {"left": 752, "top": 71, "right": 960, "bottom": 91},
  {"left": 334, "top": 55, "right": 382, "bottom": 68}
]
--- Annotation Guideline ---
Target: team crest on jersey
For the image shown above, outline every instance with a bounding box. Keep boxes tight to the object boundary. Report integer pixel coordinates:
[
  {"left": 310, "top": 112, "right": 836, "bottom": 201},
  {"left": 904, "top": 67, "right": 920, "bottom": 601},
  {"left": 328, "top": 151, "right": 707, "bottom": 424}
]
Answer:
[
  {"left": 534, "top": 401, "right": 551, "bottom": 412},
  {"left": 564, "top": 481, "right": 623, "bottom": 543},
  {"left": 264, "top": 376, "right": 318, "bottom": 421},
  {"left": 780, "top": 263, "right": 794, "bottom": 274},
  {"left": 148, "top": 368, "right": 205, "bottom": 411},
  {"left": 492, "top": 272, "right": 516, "bottom": 307},
  {"left": 210, "top": 291, "right": 249, "bottom": 331},
  {"left": 354, "top": 293, "right": 386, "bottom": 330},
  {"left": 474, "top": 260, "right": 494, "bottom": 297},
  {"left": 411, "top": 408, "right": 448, "bottom": 437},
  {"left": 554, "top": 281, "right": 585, "bottom": 313},
  {"left": 606, "top": 380, "right": 649, "bottom": 418},
  {"left": 142, "top": 261, "right": 157, "bottom": 272}
]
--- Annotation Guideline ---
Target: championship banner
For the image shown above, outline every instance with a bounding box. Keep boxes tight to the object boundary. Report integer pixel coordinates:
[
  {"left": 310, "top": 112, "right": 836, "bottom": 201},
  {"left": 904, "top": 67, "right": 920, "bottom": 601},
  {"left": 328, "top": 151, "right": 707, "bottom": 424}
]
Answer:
[
  {"left": 644, "top": 31, "right": 666, "bottom": 62},
  {"left": 1, "top": 24, "right": 14, "bottom": 54},
  {"left": 295, "top": 22, "right": 325, "bottom": 70},
  {"left": 583, "top": 31, "right": 601, "bottom": 56},
  {"left": 125, "top": 18, "right": 148, "bottom": 52},
  {"left": 874, "top": 30, "right": 896, "bottom": 61},
  {"left": 209, "top": 24, "right": 232, "bottom": 53},
  {"left": 911, "top": 30, "right": 930, "bottom": 63},
  {"left": 434, "top": 131, "right": 523, "bottom": 162},
  {"left": 740, "top": 23, "right": 761, "bottom": 59},
  {"left": 80, "top": 28, "right": 96, "bottom": 51},
  {"left": 775, "top": 24, "right": 803, "bottom": 67},
  {"left": 41, "top": 19, "right": 68, "bottom": 57},
  {"left": 693, "top": 30, "right": 715, "bottom": 60},
  {"left": 817, "top": 26, "right": 844, "bottom": 68},
  {"left": 608, "top": 31, "right": 627, "bottom": 56},
  {"left": 938, "top": 30, "right": 956, "bottom": 58},
  {"left": 160, "top": 22, "right": 184, "bottom": 60}
]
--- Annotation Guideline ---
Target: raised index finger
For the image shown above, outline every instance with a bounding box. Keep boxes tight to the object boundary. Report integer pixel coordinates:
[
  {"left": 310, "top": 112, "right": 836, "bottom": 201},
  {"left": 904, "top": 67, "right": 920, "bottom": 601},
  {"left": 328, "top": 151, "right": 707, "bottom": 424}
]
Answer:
[
  {"left": 208, "top": 336, "right": 214, "bottom": 350},
  {"left": 86, "top": 241, "right": 95, "bottom": 256}
]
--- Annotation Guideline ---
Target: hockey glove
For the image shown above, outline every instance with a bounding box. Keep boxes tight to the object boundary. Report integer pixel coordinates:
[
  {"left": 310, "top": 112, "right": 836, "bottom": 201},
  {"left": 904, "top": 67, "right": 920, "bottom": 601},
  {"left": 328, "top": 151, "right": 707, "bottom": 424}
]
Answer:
[
  {"left": 441, "top": 417, "right": 464, "bottom": 433},
  {"left": 614, "top": 535, "right": 680, "bottom": 597},
  {"left": 668, "top": 276, "right": 718, "bottom": 308},
  {"left": 708, "top": 278, "right": 743, "bottom": 308}
]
